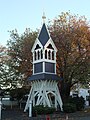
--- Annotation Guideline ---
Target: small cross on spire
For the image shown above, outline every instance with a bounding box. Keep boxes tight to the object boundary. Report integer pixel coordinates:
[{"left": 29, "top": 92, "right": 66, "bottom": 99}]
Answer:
[{"left": 42, "top": 12, "right": 46, "bottom": 23}]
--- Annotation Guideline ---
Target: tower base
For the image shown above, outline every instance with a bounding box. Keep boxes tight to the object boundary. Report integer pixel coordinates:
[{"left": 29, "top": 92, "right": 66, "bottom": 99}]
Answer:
[{"left": 24, "top": 80, "right": 63, "bottom": 112}]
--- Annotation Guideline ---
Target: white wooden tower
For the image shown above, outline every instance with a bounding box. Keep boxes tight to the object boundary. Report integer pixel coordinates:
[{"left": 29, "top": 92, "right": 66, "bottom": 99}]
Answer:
[{"left": 24, "top": 15, "right": 63, "bottom": 112}]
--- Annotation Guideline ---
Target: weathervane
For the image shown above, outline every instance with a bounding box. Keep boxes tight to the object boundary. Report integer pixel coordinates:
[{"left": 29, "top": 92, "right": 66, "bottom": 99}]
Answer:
[{"left": 42, "top": 12, "right": 46, "bottom": 23}]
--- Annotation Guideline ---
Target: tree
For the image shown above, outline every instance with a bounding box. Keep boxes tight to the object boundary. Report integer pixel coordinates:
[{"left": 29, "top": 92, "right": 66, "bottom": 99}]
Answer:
[
  {"left": 7, "top": 28, "right": 37, "bottom": 87},
  {"left": 49, "top": 12, "right": 90, "bottom": 100},
  {"left": 7, "top": 12, "right": 90, "bottom": 101},
  {"left": 0, "top": 45, "right": 8, "bottom": 88},
  {"left": 0, "top": 44, "right": 21, "bottom": 89}
]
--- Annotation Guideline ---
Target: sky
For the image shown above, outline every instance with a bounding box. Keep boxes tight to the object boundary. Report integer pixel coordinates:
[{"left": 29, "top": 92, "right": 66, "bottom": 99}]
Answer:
[{"left": 0, "top": 0, "right": 90, "bottom": 46}]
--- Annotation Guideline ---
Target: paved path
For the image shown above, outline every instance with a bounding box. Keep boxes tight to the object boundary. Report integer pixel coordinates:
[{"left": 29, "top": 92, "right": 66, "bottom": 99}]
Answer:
[
  {"left": 1, "top": 107, "right": 90, "bottom": 120},
  {"left": 2, "top": 108, "right": 29, "bottom": 120}
]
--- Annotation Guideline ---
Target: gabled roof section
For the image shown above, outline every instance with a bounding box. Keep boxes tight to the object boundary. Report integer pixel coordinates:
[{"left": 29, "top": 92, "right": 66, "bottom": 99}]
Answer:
[
  {"left": 38, "top": 23, "right": 50, "bottom": 46},
  {"left": 31, "top": 38, "right": 43, "bottom": 53}
]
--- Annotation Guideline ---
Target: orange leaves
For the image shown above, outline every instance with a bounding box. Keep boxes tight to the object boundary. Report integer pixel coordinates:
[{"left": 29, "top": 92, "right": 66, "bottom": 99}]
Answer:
[{"left": 49, "top": 12, "right": 90, "bottom": 83}]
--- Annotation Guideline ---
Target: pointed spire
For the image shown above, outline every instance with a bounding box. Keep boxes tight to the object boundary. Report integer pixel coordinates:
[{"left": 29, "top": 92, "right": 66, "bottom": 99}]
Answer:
[
  {"left": 42, "top": 12, "right": 46, "bottom": 23},
  {"left": 38, "top": 23, "right": 50, "bottom": 46}
]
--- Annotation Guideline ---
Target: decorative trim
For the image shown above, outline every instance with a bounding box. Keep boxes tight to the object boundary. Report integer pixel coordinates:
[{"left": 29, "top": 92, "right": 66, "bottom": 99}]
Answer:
[
  {"left": 44, "top": 38, "right": 57, "bottom": 52},
  {"left": 31, "top": 38, "right": 43, "bottom": 53}
]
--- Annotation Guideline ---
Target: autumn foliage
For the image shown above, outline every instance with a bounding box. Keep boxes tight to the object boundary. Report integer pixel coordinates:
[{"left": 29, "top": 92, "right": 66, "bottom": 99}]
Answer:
[
  {"left": 6, "top": 12, "right": 90, "bottom": 99},
  {"left": 49, "top": 12, "right": 90, "bottom": 99}
]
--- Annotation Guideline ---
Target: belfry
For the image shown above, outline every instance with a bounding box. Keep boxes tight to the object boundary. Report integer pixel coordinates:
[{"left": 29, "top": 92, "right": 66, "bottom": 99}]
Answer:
[{"left": 24, "top": 15, "right": 63, "bottom": 112}]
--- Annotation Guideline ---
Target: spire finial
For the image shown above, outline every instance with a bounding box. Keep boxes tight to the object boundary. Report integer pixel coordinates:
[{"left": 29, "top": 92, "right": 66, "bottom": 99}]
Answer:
[{"left": 42, "top": 12, "right": 46, "bottom": 23}]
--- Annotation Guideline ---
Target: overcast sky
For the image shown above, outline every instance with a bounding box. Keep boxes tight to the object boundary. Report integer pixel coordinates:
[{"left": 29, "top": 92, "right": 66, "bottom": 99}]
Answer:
[{"left": 0, "top": 0, "right": 90, "bottom": 46}]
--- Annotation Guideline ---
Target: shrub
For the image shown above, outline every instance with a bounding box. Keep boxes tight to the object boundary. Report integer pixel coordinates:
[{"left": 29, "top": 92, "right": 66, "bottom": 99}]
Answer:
[
  {"left": 10, "top": 87, "right": 29, "bottom": 101},
  {"left": 64, "top": 96, "right": 85, "bottom": 112},
  {"left": 32, "top": 105, "right": 55, "bottom": 116},
  {"left": 72, "top": 96, "right": 85, "bottom": 111},
  {"left": 63, "top": 103, "right": 77, "bottom": 113}
]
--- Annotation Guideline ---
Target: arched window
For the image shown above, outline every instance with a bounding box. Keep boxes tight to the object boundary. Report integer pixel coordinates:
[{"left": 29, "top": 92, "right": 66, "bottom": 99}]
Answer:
[
  {"left": 48, "top": 50, "right": 51, "bottom": 59},
  {"left": 34, "top": 51, "right": 36, "bottom": 60},
  {"left": 47, "top": 44, "right": 54, "bottom": 50},
  {"left": 41, "top": 50, "right": 43, "bottom": 59},
  {"left": 35, "top": 44, "right": 41, "bottom": 50},
  {"left": 37, "top": 50, "right": 40, "bottom": 60},
  {"left": 52, "top": 51, "right": 54, "bottom": 60},
  {"left": 45, "top": 50, "right": 47, "bottom": 59}
]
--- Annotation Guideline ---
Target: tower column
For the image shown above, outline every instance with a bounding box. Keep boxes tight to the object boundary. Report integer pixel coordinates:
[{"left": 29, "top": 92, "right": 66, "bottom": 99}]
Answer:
[
  {"left": 43, "top": 50, "right": 45, "bottom": 73},
  {"left": 43, "top": 62, "right": 45, "bottom": 73}
]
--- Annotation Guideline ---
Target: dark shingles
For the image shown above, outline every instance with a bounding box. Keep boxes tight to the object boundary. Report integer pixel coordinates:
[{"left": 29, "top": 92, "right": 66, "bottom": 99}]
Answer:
[
  {"left": 38, "top": 23, "right": 50, "bottom": 46},
  {"left": 28, "top": 73, "right": 61, "bottom": 81}
]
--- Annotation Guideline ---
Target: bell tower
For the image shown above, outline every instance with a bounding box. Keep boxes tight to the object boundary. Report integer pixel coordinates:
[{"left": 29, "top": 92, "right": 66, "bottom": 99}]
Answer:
[
  {"left": 24, "top": 15, "right": 63, "bottom": 112},
  {"left": 32, "top": 24, "right": 57, "bottom": 75}
]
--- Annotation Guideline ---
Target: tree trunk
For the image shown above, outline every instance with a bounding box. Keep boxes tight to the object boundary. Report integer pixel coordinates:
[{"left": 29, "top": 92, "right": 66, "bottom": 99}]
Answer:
[{"left": 59, "top": 80, "right": 71, "bottom": 103}]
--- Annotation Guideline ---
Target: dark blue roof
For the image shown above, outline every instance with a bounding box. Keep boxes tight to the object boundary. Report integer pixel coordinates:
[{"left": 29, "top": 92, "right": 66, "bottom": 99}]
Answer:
[
  {"left": 38, "top": 23, "right": 50, "bottom": 46},
  {"left": 28, "top": 73, "right": 61, "bottom": 81}
]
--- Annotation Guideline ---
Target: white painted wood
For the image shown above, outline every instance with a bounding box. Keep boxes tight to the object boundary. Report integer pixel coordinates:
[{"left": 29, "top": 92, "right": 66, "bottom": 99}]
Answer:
[
  {"left": 55, "top": 63, "right": 56, "bottom": 74},
  {"left": 31, "top": 38, "right": 43, "bottom": 53},
  {"left": 24, "top": 80, "right": 63, "bottom": 112},
  {"left": 44, "top": 38, "right": 57, "bottom": 52},
  {"left": 33, "top": 72, "right": 56, "bottom": 76},
  {"left": 33, "top": 59, "right": 56, "bottom": 64},
  {"left": 24, "top": 86, "right": 33, "bottom": 112},
  {"left": 29, "top": 100, "right": 32, "bottom": 117},
  {"left": 43, "top": 62, "right": 45, "bottom": 73}
]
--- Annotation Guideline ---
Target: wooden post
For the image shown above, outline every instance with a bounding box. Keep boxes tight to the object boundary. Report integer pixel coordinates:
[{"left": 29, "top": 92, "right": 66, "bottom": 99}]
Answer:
[
  {"left": 66, "top": 114, "right": 68, "bottom": 120},
  {"left": 0, "top": 100, "right": 2, "bottom": 120},
  {"left": 29, "top": 100, "right": 32, "bottom": 117}
]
